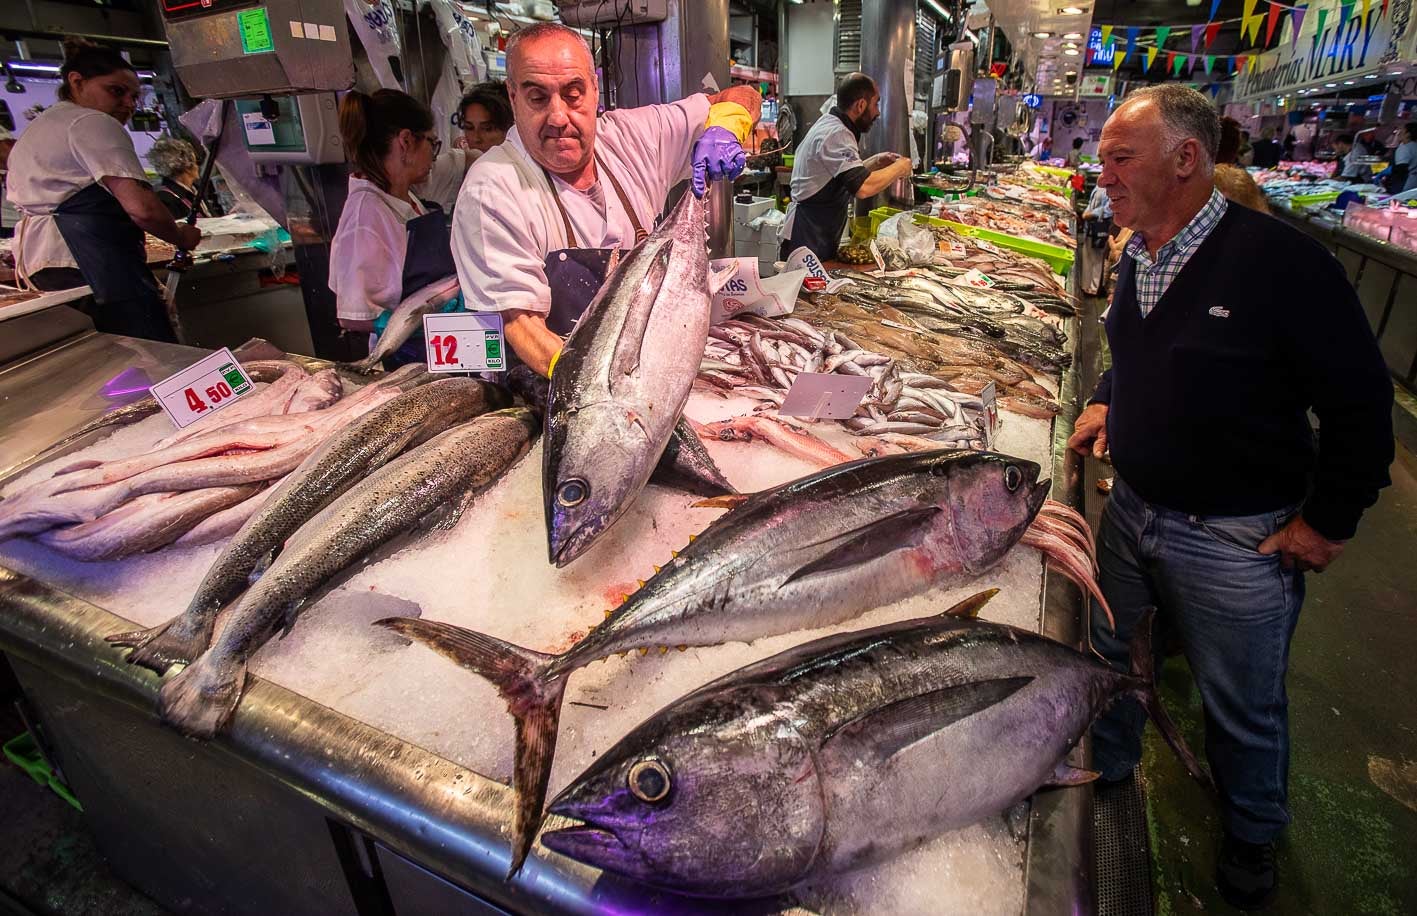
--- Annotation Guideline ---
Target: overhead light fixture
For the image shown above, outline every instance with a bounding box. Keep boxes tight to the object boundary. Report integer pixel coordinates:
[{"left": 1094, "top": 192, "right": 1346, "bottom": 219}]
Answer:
[
  {"left": 1034, "top": 31, "right": 1051, "bottom": 39},
  {"left": 1363, "top": 73, "right": 1378, "bottom": 79},
  {"left": 1064, "top": 49, "right": 1080, "bottom": 56},
  {"left": 1342, "top": 80, "right": 1355, "bottom": 85},
  {"left": 1059, "top": 7, "right": 1086, "bottom": 15},
  {"left": 5, "top": 60, "right": 60, "bottom": 74},
  {"left": 1324, "top": 82, "right": 1337, "bottom": 87},
  {"left": 1063, "top": 32, "right": 1083, "bottom": 40},
  {"left": 1389, "top": 70, "right": 1405, "bottom": 75},
  {"left": 923, "top": 0, "right": 952, "bottom": 19}
]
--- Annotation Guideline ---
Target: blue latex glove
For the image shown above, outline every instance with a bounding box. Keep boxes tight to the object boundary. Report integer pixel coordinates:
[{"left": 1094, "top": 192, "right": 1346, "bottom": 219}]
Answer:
[{"left": 692, "top": 126, "right": 747, "bottom": 198}]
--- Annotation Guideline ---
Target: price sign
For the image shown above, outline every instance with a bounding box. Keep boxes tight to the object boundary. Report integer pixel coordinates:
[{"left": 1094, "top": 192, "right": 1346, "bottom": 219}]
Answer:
[
  {"left": 423, "top": 312, "right": 505, "bottom": 372},
  {"left": 150, "top": 348, "right": 254, "bottom": 429},
  {"left": 779, "top": 372, "right": 873, "bottom": 420},
  {"left": 958, "top": 268, "right": 997, "bottom": 289}
]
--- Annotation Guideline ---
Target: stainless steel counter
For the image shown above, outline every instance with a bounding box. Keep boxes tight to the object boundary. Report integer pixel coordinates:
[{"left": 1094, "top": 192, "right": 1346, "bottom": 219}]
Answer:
[{"left": 0, "top": 320, "right": 1095, "bottom": 916}]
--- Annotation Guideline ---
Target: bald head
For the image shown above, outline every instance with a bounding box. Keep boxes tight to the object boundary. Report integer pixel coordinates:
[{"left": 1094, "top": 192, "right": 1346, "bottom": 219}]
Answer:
[
  {"left": 506, "top": 22, "right": 594, "bottom": 84},
  {"left": 504, "top": 22, "right": 600, "bottom": 179}
]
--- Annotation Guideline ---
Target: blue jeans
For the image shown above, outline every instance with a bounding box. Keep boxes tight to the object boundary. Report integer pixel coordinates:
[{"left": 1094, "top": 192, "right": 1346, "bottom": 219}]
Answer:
[{"left": 1091, "top": 477, "right": 1305, "bottom": 844}]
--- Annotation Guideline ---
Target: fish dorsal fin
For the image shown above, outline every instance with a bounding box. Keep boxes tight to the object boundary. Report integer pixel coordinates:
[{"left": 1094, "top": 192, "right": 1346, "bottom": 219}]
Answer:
[
  {"left": 609, "top": 241, "right": 673, "bottom": 381},
  {"left": 692, "top": 494, "right": 749, "bottom": 510},
  {"left": 779, "top": 506, "right": 940, "bottom": 588},
  {"left": 939, "top": 589, "right": 999, "bottom": 620},
  {"left": 708, "top": 259, "right": 739, "bottom": 296},
  {"left": 823, "top": 677, "right": 1034, "bottom": 764}
]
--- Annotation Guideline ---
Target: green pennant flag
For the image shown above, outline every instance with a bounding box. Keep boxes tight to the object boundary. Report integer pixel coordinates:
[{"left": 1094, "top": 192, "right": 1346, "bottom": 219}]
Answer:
[
  {"left": 1174, "top": 53, "right": 1187, "bottom": 77},
  {"left": 1204, "top": 54, "right": 1215, "bottom": 74},
  {"left": 1155, "top": 26, "right": 1172, "bottom": 49},
  {"left": 1314, "top": 7, "right": 1329, "bottom": 42}
]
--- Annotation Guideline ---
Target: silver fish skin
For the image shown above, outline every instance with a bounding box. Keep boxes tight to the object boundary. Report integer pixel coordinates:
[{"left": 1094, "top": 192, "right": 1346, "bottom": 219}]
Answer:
[
  {"left": 380, "top": 449, "right": 1049, "bottom": 876},
  {"left": 158, "top": 408, "right": 539, "bottom": 739},
  {"left": 111, "top": 378, "right": 510, "bottom": 673},
  {"left": 36, "top": 485, "right": 262, "bottom": 561},
  {"left": 541, "top": 597, "right": 1211, "bottom": 897},
  {"left": 543, "top": 189, "right": 715, "bottom": 567},
  {"left": 348, "top": 286, "right": 461, "bottom": 374}
]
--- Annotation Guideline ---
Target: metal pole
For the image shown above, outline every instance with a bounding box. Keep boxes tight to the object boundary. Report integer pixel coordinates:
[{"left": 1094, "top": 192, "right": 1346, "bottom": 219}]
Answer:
[{"left": 858, "top": 0, "right": 916, "bottom": 209}]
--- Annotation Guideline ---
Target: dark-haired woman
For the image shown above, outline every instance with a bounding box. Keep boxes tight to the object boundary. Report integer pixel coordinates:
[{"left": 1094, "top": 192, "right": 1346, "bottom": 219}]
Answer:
[
  {"left": 328, "top": 89, "right": 471, "bottom": 366},
  {"left": 454, "top": 81, "right": 512, "bottom": 156},
  {"left": 7, "top": 38, "right": 201, "bottom": 342}
]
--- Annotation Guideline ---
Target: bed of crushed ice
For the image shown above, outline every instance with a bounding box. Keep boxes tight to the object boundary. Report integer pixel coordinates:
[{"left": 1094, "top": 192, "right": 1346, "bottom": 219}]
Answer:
[{"left": 0, "top": 387, "right": 1058, "bottom": 915}]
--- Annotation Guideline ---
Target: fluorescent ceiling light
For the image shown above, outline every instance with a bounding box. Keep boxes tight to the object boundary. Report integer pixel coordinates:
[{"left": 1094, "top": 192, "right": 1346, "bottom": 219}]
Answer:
[
  {"left": 1324, "top": 82, "right": 1337, "bottom": 87},
  {"left": 1342, "top": 80, "right": 1355, "bottom": 85},
  {"left": 1063, "top": 32, "right": 1083, "bottom": 40},
  {"left": 1059, "top": 7, "right": 1086, "bottom": 15},
  {"left": 923, "top": 0, "right": 952, "bottom": 20},
  {"left": 1064, "top": 49, "right": 1079, "bottom": 56},
  {"left": 1363, "top": 74, "right": 1377, "bottom": 79},
  {"left": 1034, "top": 31, "right": 1051, "bottom": 38}
]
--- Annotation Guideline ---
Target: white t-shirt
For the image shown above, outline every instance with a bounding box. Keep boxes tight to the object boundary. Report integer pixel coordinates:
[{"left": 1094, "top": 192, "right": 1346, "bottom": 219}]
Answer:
[
  {"left": 451, "top": 94, "right": 710, "bottom": 315},
  {"left": 416, "top": 148, "right": 472, "bottom": 213},
  {"left": 782, "top": 113, "right": 863, "bottom": 240},
  {"left": 1395, "top": 140, "right": 1417, "bottom": 192},
  {"left": 328, "top": 176, "right": 430, "bottom": 323},
  {"left": 7, "top": 100, "right": 150, "bottom": 276}
]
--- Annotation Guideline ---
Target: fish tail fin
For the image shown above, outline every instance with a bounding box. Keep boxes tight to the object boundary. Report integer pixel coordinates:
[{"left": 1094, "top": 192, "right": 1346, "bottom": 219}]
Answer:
[
  {"left": 343, "top": 356, "right": 380, "bottom": 375},
  {"left": 375, "top": 617, "right": 562, "bottom": 877},
  {"left": 1127, "top": 609, "right": 1215, "bottom": 795},
  {"left": 108, "top": 616, "right": 214, "bottom": 675},
  {"left": 157, "top": 653, "right": 248, "bottom": 740}
]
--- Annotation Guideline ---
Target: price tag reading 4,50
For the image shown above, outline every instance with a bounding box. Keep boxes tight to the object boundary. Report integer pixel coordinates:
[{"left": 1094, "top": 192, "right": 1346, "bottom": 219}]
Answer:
[
  {"left": 423, "top": 312, "right": 505, "bottom": 373},
  {"left": 150, "top": 347, "right": 254, "bottom": 429}
]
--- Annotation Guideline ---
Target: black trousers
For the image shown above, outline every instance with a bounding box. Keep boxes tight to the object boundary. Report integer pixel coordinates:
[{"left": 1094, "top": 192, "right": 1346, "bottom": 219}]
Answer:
[{"left": 29, "top": 266, "right": 177, "bottom": 344}]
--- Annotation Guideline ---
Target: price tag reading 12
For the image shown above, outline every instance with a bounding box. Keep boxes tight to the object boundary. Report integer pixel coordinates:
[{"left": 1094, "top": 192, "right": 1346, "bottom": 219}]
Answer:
[
  {"left": 423, "top": 312, "right": 505, "bottom": 373},
  {"left": 149, "top": 347, "right": 254, "bottom": 429}
]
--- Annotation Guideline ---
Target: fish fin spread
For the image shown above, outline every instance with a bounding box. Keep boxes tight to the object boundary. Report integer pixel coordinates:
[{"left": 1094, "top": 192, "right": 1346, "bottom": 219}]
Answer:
[
  {"left": 1045, "top": 761, "right": 1101, "bottom": 787},
  {"left": 648, "top": 421, "right": 739, "bottom": 498},
  {"left": 691, "top": 494, "right": 750, "bottom": 510},
  {"left": 823, "top": 677, "right": 1035, "bottom": 764},
  {"left": 708, "top": 260, "right": 740, "bottom": 297},
  {"left": 937, "top": 588, "right": 999, "bottom": 620},
  {"left": 780, "top": 507, "right": 941, "bottom": 588},
  {"left": 422, "top": 487, "right": 479, "bottom": 533},
  {"left": 374, "top": 617, "right": 563, "bottom": 878},
  {"left": 157, "top": 653, "right": 249, "bottom": 739},
  {"left": 109, "top": 615, "right": 215, "bottom": 674},
  {"left": 1126, "top": 608, "right": 1215, "bottom": 794},
  {"left": 609, "top": 241, "right": 673, "bottom": 380}
]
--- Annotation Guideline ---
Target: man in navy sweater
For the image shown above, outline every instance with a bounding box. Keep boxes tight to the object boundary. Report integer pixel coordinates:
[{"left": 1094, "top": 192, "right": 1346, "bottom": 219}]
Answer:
[{"left": 1068, "top": 86, "right": 1393, "bottom": 909}]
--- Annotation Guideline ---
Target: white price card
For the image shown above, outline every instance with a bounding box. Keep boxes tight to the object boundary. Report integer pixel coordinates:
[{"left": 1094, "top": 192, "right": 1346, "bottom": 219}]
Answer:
[
  {"left": 150, "top": 348, "right": 254, "bottom": 429},
  {"left": 779, "top": 372, "right": 873, "bottom": 421},
  {"left": 958, "top": 268, "right": 997, "bottom": 288},
  {"left": 980, "top": 381, "right": 999, "bottom": 449},
  {"left": 423, "top": 312, "right": 505, "bottom": 372}
]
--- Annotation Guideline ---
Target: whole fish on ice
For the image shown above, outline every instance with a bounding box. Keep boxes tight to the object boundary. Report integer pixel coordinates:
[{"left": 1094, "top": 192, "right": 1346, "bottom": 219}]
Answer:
[
  {"left": 539, "top": 594, "right": 1210, "bottom": 897},
  {"left": 381, "top": 448, "right": 1049, "bottom": 874},
  {"left": 110, "top": 377, "right": 511, "bottom": 673},
  {"left": 543, "top": 189, "right": 734, "bottom": 566},
  {"left": 158, "top": 408, "right": 539, "bottom": 739}
]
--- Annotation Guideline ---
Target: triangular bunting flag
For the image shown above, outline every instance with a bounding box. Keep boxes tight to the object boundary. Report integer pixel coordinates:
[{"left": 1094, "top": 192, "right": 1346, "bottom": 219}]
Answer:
[
  {"left": 1246, "top": 13, "right": 1264, "bottom": 45},
  {"left": 1315, "top": 8, "right": 1329, "bottom": 43},
  {"left": 1361, "top": 0, "right": 1371, "bottom": 23},
  {"left": 1113, "top": 49, "right": 1127, "bottom": 72},
  {"left": 1242, "top": 0, "right": 1259, "bottom": 32},
  {"left": 1210, "top": 0, "right": 1222, "bottom": 21},
  {"left": 1233, "top": 56, "right": 1243, "bottom": 74},
  {"left": 1204, "top": 54, "right": 1215, "bottom": 74},
  {"left": 1101, "top": 24, "right": 1113, "bottom": 47},
  {"left": 1165, "top": 51, "right": 1175, "bottom": 73},
  {"left": 1173, "top": 53, "right": 1187, "bottom": 77},
  {"left": 1382, "top": 0, "right": 1391, "bottom": 17},
  {"left": 1126, "top": 27, "right": 1139, "bottom": 57},
  {"left": 1291, "top": 5, "right": 1307, "bottom": 49},
  {"left": 1155, "top": 26, "right": 1172, "bottom": 50},
  {"left": 1191, "top": 52, "right": 1203, "bottom": 73},
  {"left": 1266, "top": 2, "right": 1284, "bottom": 46},
  {"left": 1205, "top": 21, "right": 1222, "bottom": 49},
  {"left": 1338, "top": 0, "right": 1353, "bottom": 29},
  {"left": 1191, "top": 24, "right": 1205, "bottom": 52},
  {"left": 1146, "top": 46, "right": 1158, "bottom": 71},
  {"left": 1248, "top": 55, "right": 1258, "bottom": 73}
]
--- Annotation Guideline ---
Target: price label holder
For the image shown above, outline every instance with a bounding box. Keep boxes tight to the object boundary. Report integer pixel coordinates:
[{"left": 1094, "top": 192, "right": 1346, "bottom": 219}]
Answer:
[
  {"left": 980, "top": 381, "right": 999, "bottom": 449},
  {"left": 958, "top": 268, "right": 997, "bottom": 289},
  {"left": 779, "top": 372, "right": 872, "bottom": 421},
  {"left": 150, "top": 347, "right": 254, "bottom": 429},
  {"left": 423, "top": 312, "right": 505, "bottom": 373}
]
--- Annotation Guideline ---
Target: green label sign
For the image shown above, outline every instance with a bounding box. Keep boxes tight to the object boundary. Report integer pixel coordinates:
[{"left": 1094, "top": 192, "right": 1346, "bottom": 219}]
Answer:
[{"left": 237, "top": 8, "right": 274, "bottom": 55}]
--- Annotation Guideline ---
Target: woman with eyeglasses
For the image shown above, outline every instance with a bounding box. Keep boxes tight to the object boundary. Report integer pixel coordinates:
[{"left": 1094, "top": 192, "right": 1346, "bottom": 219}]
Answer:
[
  {"left": 329, "top": 89, "right": 471, "bottom": 366},
  {"left": 453, "top": 81, "right": 513, "bottom": 156}
]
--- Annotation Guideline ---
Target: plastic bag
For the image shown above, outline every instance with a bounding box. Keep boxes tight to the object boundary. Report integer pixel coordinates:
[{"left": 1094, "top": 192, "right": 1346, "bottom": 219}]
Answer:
[{"left": 876, "top": 212, "right": 936, "bottom": 266}]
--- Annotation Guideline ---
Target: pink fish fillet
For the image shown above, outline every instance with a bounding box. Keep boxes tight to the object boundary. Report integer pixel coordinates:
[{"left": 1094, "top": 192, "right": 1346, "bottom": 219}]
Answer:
[
  {"left": 37, "top": 485, "right": 263, "bottom": 562},
  {"left": 150, "top": 364, "right": 324, "bottom": 449},
  {"left": 701, "top": 415, "right": 856, "bottom": 468},
  {"left": 172, "top": 480, "right": 284, "bottom": 549}
]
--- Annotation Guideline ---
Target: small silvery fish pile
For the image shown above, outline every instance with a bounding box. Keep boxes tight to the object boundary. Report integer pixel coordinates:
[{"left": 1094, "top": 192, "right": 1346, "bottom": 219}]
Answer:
[
  {"left": 927, "top": 224, "right": 1074, "bottom": 300},
  {"left": 380, "top": 449, "right": 1055, "bottom": 875},
  {"left": 941, "top": 196, "right": 1075, "bottom": 247},
  {"left": 538, "top": 595, "right": 1209, "bottom": 898},
  {"left": 697, "top": 314, "right": 992, "bottom": 447}
]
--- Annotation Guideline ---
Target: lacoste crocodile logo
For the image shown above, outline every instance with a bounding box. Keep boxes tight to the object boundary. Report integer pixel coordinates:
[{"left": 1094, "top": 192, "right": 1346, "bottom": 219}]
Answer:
[{"left": 1208, "top": 306, "right": 1230, "bottom": 318}]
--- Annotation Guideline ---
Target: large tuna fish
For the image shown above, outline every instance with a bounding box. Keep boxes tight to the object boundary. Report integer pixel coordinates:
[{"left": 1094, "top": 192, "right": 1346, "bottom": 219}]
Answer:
[
  {"left": 542, "top": 189, "right": 734, "bottom": 567},
  {"left": 379, "top": 449, "right": 1050, "bottom": 875},
  {"left": 539, "top": 593, "right": 1211, "bottom": 897},
  {"left": 158, "top": 408, "right": 539, "bottom": 739}
]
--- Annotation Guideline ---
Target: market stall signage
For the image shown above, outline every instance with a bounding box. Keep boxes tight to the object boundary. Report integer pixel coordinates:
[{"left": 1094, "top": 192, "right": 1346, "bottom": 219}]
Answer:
[
  {"left": 1087, "top": 27, "right": 1116, "bottom": 66},
  {"left": 1233, "top": 0, "right": 1403, "bottom": 101},
  {"left": 422, "top": 312, "right": 504, "bottom": 372},
  {"left": 1022, "top": 93, "right": 1042, "bottom": 109},
  {"left": 150, "top": 348, "right": 254, "bottom": 429},
  {"left": 236, "top": 7, "right": 275, "bottom": 55},
  {"left": 779, "top": 373, "right": 873, "bottom": 421}
]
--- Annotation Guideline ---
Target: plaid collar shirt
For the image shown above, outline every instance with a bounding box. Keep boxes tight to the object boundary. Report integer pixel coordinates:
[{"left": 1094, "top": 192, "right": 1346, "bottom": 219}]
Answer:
[{"left": 1124, "top": 189, "right": 1229, "bottom": 318}]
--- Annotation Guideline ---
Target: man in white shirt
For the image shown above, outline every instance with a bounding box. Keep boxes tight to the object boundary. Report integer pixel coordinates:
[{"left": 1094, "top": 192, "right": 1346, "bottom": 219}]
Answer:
[
  {"left": 451, "top": 22, "right": 760, "bottom": 376},
  {"left": 778, "top": 73, "right": 913, "bottom": 261},
  {"left": 1391, "top": 122, "right": 1417, "bottom": 193}
]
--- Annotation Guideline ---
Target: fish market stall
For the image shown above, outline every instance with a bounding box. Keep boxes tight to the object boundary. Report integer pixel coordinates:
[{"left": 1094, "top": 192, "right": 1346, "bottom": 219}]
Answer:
[{"left": 0, "top": 229, "right": 1097, "bottom": 913}]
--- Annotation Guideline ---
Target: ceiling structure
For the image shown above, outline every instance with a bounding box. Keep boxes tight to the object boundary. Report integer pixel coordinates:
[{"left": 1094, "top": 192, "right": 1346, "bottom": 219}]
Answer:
[{"left": 972, "top": 0, "right": 1096, "bottom": 95}]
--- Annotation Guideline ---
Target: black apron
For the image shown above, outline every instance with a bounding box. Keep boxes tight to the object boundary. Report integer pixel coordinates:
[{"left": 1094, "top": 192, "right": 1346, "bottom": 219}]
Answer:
[
  {"left": 539, "top": 155, "right": 649, "bottom": 336},
  {"left": 781, "top": 109, "right": 863, "bottom": 262},
  {"left": 380, "top": 199, "right": 458, "bottom": 369},
  {"left": 51, "top": 182, "right": 176, "bottom": 343}
]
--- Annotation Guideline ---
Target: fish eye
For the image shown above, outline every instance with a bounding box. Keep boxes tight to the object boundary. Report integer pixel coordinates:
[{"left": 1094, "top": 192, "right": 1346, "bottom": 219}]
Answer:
[
  {"left": 1004, "top": 465, "right": 1023, "bottom": 492},
  {"left": 627, "top": 759, "right": 671, "bottom": 803},
  {"left": 557, "top": 478, "right": 589, "bottom": 507}
]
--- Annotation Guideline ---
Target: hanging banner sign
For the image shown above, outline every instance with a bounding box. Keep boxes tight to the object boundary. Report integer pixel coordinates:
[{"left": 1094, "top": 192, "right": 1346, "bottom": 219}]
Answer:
[
  {"left": 1232, "top": 0, "right": 1404, "bottom": 101},
  {"left": 1087, "top": 27, "right": 1116, "bottom": 66}
]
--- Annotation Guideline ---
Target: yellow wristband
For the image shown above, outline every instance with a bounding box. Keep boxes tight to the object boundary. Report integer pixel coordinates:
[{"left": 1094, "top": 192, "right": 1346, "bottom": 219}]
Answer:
[
  {"left": 547, "top": 348, "right": 561, "bottom": 378},
  {"left": 707, "top": 102, "right": 753, "bottom": 144}
]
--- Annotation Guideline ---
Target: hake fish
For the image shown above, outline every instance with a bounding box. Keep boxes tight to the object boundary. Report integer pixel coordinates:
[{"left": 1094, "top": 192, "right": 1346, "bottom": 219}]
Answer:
[
  {"left": 543, "top": 189, "right": 732, "bottom": 566},
  {"left": 111, "top": 378, "right": 512, "bottom": 673},
  {"left": 158, "top": 407, "right": 540, "bottom": 739},
  {"left": 347, "top": 277, "right": 462, "bottom": 374},
  {"left": 381, "top": 449, "right": 1050, "bottom": 874},
  {"left": 36, "top": 484, "right": 263, "bottom": 562},
  {"left": 538, "top": 596, "right": 1210, "bottom": 897}
]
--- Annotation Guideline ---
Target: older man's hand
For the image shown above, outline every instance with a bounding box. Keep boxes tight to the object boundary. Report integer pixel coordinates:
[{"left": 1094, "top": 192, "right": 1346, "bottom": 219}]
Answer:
[
  {"left": 1067, "top": 403, "right": 1109, "bottom": 459},
  {"left": 1258, "top": 516, "right": 1345, "bottom": 572}
]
